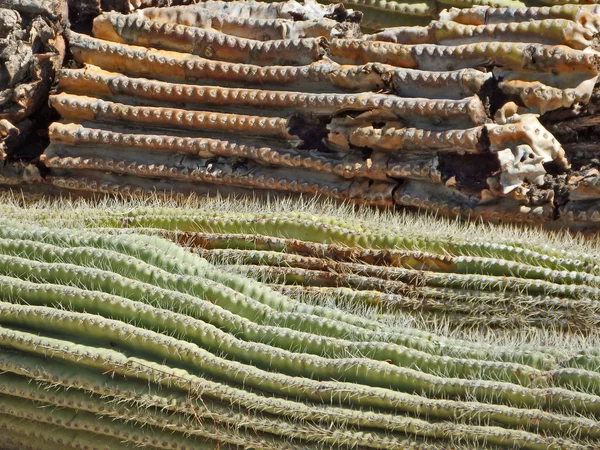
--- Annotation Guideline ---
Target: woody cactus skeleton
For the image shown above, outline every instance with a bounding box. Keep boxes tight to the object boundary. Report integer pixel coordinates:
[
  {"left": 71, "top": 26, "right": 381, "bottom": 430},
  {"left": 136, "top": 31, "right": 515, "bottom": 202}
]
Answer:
[
  {"left": 1, "top": 197, "right": 600, "bottom": 449},
  {"left": 29, "top": 0, "right": 599, "bottom": 231}
]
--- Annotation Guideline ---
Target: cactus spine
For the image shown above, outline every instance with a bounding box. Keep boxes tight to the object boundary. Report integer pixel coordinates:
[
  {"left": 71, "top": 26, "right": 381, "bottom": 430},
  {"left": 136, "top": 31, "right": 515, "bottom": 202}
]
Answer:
[{"left": 1, "top": 199, "right": 600, "bottom": 449}]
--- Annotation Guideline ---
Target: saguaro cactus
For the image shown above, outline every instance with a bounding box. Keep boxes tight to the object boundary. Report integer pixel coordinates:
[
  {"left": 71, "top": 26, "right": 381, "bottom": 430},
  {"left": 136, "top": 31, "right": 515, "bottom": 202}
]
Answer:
[{"left": 0, "top": 197, "right": 600, "bottom": 449}]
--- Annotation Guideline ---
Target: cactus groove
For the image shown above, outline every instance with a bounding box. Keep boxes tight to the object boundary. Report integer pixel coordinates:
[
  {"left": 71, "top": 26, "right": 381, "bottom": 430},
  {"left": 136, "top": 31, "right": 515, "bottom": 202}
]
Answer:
[{"left": 0, "top": 197, "right": 599, "bottom": 449}]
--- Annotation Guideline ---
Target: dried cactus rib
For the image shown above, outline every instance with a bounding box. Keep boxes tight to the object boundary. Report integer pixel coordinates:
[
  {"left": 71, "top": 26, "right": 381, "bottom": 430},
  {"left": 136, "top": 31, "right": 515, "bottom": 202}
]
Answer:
[
  {"left": 58, "top": 62, "right": 491, "bottom": 103},
  {"left": 329, "top": 39, "right": 598, "bottom": 72},
  {"left": 365, "top": 19, "right": 594, "bottom": 49},
  {"left": 144, "top": 0, "right": 362, "bottom": 22},
  {"left": 67, "top": 31, "right": 389, "bottom": 92},
  {"left": 48, "top": 122, "right": 385, "bottom": 181},
  {"left": 55, "top": 66, "right": 486, "bottom": 118},
  {"left": 331, "top": 123, "right": 485, "bottom": 153},
  {"left": 2, "top": 316, "right": 600, "bottom": 449},
  {"left": 438, "top": 0, "right": 527, "bottom": 9},
  {"left": 49, "top": 93, "right": 295, "bottom": 140},
  {"left": 439, "top": 4, "right": 600, "bottom": 28},
  {"left": 134, "top": 5, "right": 360, "bottom": 40},
  {"left": 93, "top": 12, "right": 328, "bottom": 66},
  {"left": 42, "top": 152, "right": 396, "bottom": 205},
  {"left": 498, "top": 79, "right": 593, "bottom": 115}
]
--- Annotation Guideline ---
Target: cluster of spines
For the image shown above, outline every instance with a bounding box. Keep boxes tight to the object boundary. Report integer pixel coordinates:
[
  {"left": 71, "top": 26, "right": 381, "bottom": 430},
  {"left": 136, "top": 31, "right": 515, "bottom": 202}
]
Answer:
[{"left": 1, "top": 215, "right": 600, "bottom": 449}]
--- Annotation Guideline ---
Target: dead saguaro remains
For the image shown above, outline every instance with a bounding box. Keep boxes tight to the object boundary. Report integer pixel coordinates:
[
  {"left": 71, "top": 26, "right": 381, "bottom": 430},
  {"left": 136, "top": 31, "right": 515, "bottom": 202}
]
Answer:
[
  {"left": 0, "top": 0, "right": 67, "bottom": 188},
  {"left": 38, "top": 1, "right": 599, "bottom": 230}
]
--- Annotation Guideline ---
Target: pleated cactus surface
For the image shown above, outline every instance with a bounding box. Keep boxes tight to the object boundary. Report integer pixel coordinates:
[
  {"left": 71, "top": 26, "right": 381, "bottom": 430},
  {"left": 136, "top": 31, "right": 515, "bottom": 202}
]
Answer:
[
  {"left": 31, "top": 0, "right": 598, "bottom": 231},
  {"left": 1, "top": 195, "right": 600, "bottom": 449}
]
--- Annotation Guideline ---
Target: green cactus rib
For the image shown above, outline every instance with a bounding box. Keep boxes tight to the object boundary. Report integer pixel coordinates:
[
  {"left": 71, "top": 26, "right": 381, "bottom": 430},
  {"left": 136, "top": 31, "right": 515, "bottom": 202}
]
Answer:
[
  {"left": 0, "top": 220, "right": 398, "bottom": 336},
  {"left": 3, "top": 351, "right": 599, "bottom": 442},
  {"left": 0, "top": 373, "right": 337, "bottom": 450},
  {"left": 196, "top": 247, "right": 600, "bottom": 287},
  {"left": 2, "top": 202, "right": 600, "bottom": 448},
  {"left": 229, "top": 263, "right": 598, "bottom": 300},
  {"left": 0, "top": 369, "right": 444, "bottom": 450},
  {"left": 0, "top": 274, "right": 547, "bottom": 385},
  {"left": 0, "top": 394, "right": 226, "bottom": 450},
  {"left": 2, "top": 209, "right": 596, "bottom": 276},
  {"left": 0, "top": 223, "right": 566, "bottom": 367},
  {"left": 2, "top": 306, "right": 600, "bottom": 421},
  {"left": 272, "top": 285, "right": 600, "bottom": 330},
  {"left": 0, "top": 412, "right": 151, "bottom": 450},
  {"left": 0, "top": 302, "right": 548, "bottom": 398},
  {"left": 1, "top": 327, "right": 599, "bottom": 450},
  {"left": 0, "top": 246, "right": 559, "bottom": 370}
]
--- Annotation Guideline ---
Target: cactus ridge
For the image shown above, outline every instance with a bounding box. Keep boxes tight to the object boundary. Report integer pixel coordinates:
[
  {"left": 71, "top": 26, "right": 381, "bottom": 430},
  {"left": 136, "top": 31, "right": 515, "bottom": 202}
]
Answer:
[{"left": 1, "top": 200, "right": 600, "bottom": 448}]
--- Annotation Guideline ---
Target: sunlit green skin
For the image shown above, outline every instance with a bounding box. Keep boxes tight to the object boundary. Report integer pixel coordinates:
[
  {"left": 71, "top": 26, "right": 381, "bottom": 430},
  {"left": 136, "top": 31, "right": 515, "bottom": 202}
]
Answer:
[
  {"left": 0, "top": 247, "right": 559, "bottom": 370},
  {"left": 0, "top": 373, "right": 346, "bottom": 450},
  {"left": 3, "top": 351, "right": 598, "bottom": 443},
  {"left": 2, "top": 212, "right": 595, "bottom": 275},
  {"left": 0, "top": 273, "right": 545, "bottom": 385},
  {"left": 1, "top": 213, "right": 599, "bottom": 448},
  {"left": 0, "top": 412, "right": 150, "bottom": 450},
  {"left": 0, "top": 393, "right": 225, "bottom": 450},
  {"left": 2, "top": 310, "right": 600, "bottom": 426},
  {"left": 1, "top": 326, "right": 598, "bottom": 450},
  {"left": 0, "top": 302, "right": 551, "bottom": 404}
]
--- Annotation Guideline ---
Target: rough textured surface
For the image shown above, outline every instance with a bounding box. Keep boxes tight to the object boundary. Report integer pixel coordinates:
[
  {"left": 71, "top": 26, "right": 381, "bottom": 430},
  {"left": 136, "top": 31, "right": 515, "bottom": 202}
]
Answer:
[
  {"left": 0, "top": 0, "right": 66, "bottom": 163},
  {"left": 23, "top": 1, "right": 594, "bottom": 231},
  {"left": 1, "top": 197, "right": 600, "bottom": 449}
]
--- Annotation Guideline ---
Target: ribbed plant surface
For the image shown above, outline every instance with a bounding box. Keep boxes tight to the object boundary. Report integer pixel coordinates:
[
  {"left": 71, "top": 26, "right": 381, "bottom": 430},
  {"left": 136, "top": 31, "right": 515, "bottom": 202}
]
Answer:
[{"left": 1, "top": 195, "right": 600, "bottom": 449}]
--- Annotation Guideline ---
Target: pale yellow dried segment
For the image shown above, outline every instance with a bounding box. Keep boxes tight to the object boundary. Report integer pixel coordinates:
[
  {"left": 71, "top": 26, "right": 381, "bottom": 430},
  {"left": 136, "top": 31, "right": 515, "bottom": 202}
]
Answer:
[
  {"left": 49, "top": 93, "right": 295, "bottom": 140},
  {"left": 393, "top": 179, "right": 554, "bottom": 223},
  {"left": 56, "top": 66, "right": 483, "bottom": 119},
  {"left": 333, "top": 0, "right": 435, "bottom": 15},
  {"left": 138, "top": 2, "right": 284, "bottom": 20},
  {"left": 438, "top": 0, "right": 526, "bottom": 10},
  {"left": 339, "top": 125, "right": 484, "bottom": 153},
  {"left": 59, "top": 64, "right": 489, "bottom": 106},
  {"left": 559, "top": 200, "right": 600, "bottom": 225},
  {"left": 426, "top": 19, "right": 594, "bottom": 50},
  {"left": 568, "top": 173, "right": 600, "bottom": 202},
  {"left": 68, "top": 32, "right": 390, "bottom": 92},
  {"left": 331, "top": 39, "right": 599, "bottom": 72},
  {"left": 389, "top": 68, "right": 491, "bottom": 99},
  {"left": 486, "top": 114, "right": 568, "bottom": 168},
  {"left": 499, "top": 79, "right": 592, "bottom": 114},
  {"left": 48, "top": 172, "right": 264, "bottom": 199},
  {"left": 48, "top": 164, "right": 396, "bottom": 205},
  {"left": 93, "top": 12, "right": 327, "bottom": 66},
  {"left": 145, "top": 1, "right": 359, "bottom": 22},
  {"left": 365, "top": 26, "right": 431, "bottom": 44},
  {"left": 44, "top": 136, "right": 393, "bottom": 181},
  {"left": 135, "top": 7, "right": 355, "bottom": 40},
  {"left": 331, "top": 39, "right": 418, "bottom": 66},
  {"left": 439, "top": 5, "right": 600, "bottom": 31},
  {"left": 386, "top": 154, "right": 442, "bottom": 183}
]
